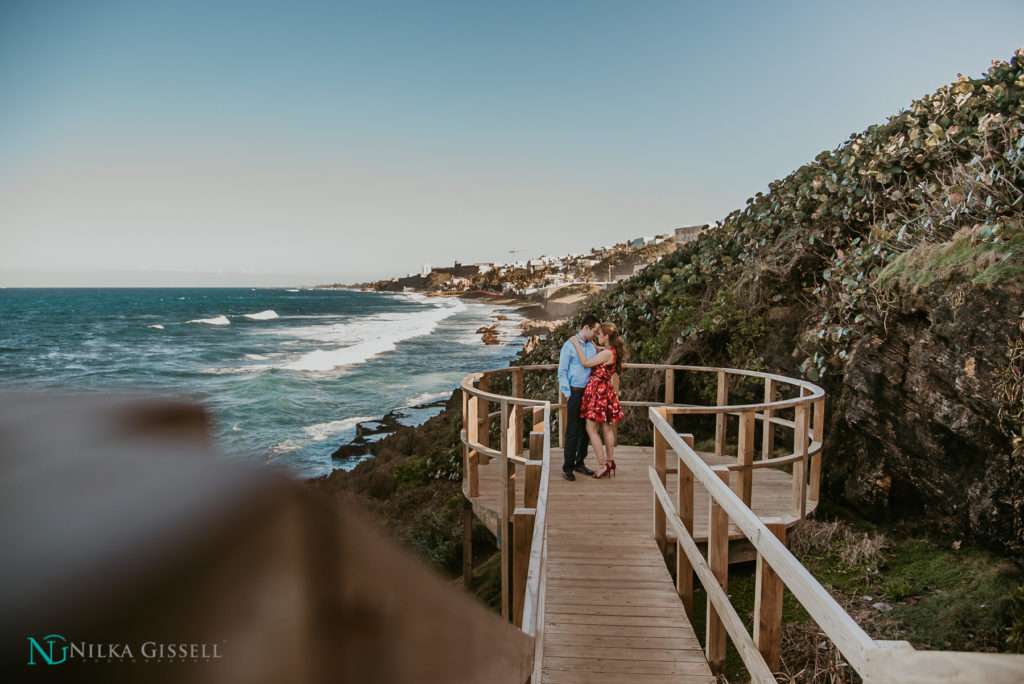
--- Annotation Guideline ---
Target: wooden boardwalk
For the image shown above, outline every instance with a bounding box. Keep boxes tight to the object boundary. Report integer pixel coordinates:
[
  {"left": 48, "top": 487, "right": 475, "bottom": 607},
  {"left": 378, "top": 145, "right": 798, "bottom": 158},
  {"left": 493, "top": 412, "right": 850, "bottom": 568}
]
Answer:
[
  {"left": 469, "top": 445, "right": 817, "bottom": 544},
  {"left": 541, "top": 446, "right": 714, "bottom": 683}
]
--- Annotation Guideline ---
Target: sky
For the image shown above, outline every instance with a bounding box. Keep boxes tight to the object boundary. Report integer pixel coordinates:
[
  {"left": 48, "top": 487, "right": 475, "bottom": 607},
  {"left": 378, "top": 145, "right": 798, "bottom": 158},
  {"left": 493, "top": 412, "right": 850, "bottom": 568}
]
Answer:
[{"left": 1, "top": 1, "right": 1021, "bottom": 287}]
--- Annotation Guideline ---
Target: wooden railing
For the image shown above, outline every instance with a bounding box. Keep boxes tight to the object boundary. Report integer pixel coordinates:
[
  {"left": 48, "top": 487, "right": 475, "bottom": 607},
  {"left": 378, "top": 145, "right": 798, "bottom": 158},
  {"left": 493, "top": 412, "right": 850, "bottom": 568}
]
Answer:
[
  {"left": 460, "top": 367, "right": 552, "bottom": 683},
  {"left": 460, "top": 363, "right": 1024, "bottom": 682},
  {"left": 459, "top": 363, "right": 827, "bottom": 682},
  {"left": 649, "top": 392, "right": 1024, "bottom": 682}
]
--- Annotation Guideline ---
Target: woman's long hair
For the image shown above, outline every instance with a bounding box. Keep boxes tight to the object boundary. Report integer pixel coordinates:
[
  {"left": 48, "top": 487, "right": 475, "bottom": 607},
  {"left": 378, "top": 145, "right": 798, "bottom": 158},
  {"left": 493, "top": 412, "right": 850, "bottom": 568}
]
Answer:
[{"left": 601, "top": 322, "right": 627, "bottom": 374}]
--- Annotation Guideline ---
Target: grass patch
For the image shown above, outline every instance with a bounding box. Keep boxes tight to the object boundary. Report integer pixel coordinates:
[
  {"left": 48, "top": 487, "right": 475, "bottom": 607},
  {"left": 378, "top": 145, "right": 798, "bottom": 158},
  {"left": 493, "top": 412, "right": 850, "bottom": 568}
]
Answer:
[
  {"left": 688, "top": 518, "right": 1023, "bottom": 682},
  {"left": 875, "top": 223, "right": 1024, "bottom": 293}
]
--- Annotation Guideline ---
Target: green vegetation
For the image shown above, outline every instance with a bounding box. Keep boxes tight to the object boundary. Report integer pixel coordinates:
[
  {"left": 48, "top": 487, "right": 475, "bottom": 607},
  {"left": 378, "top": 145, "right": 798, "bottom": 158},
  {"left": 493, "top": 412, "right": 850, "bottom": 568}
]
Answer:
[
  {"left": 393, "top": 410, "right": 464, "bottom": 491},
  {"left": 519, "top": 51, "right": 1024, "bottom": 409}
]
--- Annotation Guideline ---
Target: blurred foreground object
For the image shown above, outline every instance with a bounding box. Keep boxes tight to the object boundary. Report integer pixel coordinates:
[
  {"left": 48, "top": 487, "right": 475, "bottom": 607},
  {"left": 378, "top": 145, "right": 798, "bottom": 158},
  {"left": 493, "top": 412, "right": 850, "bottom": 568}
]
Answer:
[{"left": 0, "top": 393, "right": 533, "bottom": 683}]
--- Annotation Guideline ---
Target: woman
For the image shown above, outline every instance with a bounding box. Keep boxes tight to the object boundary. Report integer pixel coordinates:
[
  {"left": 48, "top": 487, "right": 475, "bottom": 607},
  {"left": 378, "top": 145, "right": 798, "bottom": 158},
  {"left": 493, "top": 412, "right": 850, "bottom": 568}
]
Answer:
[{"left": 570, "top": 322, "right": 626, "bottom": 479}]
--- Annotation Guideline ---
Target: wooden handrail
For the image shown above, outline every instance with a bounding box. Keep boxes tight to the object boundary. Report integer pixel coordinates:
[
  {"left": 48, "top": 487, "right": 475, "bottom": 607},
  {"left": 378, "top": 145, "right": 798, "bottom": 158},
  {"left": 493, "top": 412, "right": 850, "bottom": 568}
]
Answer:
[{"left": 648, "top": 406, "right": 1024, "bottom": 682}]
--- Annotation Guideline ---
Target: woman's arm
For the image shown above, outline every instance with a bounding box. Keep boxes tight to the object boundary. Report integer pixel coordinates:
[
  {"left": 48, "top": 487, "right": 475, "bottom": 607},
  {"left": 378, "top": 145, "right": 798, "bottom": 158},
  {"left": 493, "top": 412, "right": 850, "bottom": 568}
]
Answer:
[{"left": 570, "top": 337, "right": 612, "bottom": 368}]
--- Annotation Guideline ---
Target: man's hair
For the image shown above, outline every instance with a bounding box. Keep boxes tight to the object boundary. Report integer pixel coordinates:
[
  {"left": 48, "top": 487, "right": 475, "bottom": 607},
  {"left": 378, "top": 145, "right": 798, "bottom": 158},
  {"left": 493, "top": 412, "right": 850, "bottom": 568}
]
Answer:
[{"left": 580, "top": 314, "right": 600, "bottom": 329}]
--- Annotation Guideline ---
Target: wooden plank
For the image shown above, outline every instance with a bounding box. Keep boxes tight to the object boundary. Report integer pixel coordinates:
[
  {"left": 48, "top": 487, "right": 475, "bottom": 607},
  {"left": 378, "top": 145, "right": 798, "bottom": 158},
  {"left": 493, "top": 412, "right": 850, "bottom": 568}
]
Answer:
[
  {"left": 863, "top": 648, "right": 1024, "bottom": 684},
  {"left": 543, "top": 670, "right": 715, "bottom": 684},
  {"left": 543, "top": 655, "right": 715, "bottom": 675},
  {"left": 545, "top": 634, "right": 702, "bottom": 650},
  {"left": 754, "top": 519, "right": 786, "bottom": 672}
]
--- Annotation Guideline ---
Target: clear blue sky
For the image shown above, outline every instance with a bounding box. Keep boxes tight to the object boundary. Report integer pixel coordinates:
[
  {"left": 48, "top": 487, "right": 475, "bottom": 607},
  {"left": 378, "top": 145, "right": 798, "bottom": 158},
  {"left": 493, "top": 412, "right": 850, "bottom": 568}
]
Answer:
[{"left": 1, "top": 0, "right": 1021, "bottom": 286}]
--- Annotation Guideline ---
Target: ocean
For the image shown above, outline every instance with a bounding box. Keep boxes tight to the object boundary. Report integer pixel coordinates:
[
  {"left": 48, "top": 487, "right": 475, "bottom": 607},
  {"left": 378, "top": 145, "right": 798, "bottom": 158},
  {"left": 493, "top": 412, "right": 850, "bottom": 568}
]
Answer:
[{"left": 0, "top": 288, "right": 525, "bottom": 478}]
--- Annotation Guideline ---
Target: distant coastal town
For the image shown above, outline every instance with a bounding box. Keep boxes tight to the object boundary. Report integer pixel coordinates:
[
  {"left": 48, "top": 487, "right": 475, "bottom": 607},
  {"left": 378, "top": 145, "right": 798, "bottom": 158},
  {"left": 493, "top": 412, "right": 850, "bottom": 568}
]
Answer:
[{"left": 336, "top": 224, "right": 709, "bottom": 299}]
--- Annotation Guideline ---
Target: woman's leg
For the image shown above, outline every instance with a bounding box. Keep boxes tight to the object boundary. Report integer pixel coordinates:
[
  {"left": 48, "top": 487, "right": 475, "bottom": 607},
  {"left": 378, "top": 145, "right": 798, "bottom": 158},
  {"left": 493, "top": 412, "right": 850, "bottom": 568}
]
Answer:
[
  {"left": 601, "top": 422, "right": 616, "bottom": 466},
  {"left": 585, "top": 419, "right": 605, "bottom": 465}
]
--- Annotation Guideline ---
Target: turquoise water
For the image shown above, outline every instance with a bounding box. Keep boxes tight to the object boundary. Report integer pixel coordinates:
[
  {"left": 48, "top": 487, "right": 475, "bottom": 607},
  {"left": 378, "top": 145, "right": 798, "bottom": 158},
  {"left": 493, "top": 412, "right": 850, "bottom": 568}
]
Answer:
[{"left": 0, "top": 288, "right": 523, "bottom": 477}]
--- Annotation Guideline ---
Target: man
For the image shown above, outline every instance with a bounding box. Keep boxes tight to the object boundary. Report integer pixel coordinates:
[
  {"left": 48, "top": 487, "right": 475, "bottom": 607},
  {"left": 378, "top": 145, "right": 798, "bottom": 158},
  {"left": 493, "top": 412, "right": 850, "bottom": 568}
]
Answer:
[{"left": 557, "top": 314, "right": 600, "bottom": 481}]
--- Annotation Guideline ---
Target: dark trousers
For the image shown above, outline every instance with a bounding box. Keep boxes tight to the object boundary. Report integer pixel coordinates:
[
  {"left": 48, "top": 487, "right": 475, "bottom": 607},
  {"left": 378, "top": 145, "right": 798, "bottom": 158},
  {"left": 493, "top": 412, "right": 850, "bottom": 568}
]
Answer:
[{"left": 562, "top": 388, "right": 590, "bottom": 473}]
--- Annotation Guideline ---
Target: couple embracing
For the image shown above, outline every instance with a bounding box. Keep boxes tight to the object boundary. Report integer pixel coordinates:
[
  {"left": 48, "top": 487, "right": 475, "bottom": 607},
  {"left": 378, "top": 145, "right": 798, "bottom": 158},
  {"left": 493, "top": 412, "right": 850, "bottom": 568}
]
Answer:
[{"left": 557, "top": 314, "right": 627, "bottom": 481}]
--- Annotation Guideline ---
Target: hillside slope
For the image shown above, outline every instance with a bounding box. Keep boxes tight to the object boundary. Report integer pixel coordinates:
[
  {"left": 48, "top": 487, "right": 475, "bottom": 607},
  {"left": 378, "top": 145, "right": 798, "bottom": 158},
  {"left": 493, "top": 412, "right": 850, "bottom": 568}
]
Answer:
[{"left": 518, "top": 51, "right": 1024, "bottom": 553}]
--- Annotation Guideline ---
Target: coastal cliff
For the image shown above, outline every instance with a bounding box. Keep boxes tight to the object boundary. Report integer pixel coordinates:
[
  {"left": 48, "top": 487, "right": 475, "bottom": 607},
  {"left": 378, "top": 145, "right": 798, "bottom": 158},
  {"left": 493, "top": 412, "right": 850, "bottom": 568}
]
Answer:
[{"left": 516, "top": 51, "right": 1024, "bottom": 554}]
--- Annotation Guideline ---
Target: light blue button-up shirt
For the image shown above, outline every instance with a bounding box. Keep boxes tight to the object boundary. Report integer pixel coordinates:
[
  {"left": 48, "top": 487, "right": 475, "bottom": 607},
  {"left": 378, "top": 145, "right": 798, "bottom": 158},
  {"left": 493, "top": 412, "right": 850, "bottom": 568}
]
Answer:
[{"left": 558, "top": 334, "right": 596, "bottom": 399}]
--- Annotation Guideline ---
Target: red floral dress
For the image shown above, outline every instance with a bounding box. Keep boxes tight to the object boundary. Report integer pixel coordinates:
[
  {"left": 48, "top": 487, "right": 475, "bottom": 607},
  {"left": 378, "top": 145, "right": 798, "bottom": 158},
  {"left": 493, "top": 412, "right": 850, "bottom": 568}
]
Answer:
[{"left": 581, "top": 350, "right": 624, "bottom": 423}]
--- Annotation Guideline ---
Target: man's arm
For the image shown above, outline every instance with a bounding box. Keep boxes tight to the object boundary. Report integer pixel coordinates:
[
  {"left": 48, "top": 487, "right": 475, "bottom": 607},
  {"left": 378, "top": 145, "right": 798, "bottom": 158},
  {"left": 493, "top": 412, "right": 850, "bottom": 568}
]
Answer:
[{"left": 557, "top": 341, "right": 573, "bottom": 399}]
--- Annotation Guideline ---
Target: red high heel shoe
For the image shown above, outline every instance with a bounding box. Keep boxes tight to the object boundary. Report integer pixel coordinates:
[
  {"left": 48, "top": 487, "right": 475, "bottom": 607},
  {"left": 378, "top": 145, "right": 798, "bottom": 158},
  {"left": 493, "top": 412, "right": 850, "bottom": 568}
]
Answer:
[
  {"left": 593, "top": 462, "right": 614, "bottom": 479},
  {"left": 608, "top": 460, "right": 616, "bottom": 476}
]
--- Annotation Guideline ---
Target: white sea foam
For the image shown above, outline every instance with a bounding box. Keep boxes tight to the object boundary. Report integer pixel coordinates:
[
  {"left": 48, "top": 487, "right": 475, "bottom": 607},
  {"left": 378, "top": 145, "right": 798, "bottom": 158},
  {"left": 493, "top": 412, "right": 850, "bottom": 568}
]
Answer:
[
  {"left": 285, "top": 288, "right": 300, "bottom": 292},
  {"left": 302, "top": 416, "right": 375, "bottom": 441},
  {"left": 243, "top": 309, "right": 279, "bottom": 320},
  {"left": 280, "top": 299, "right": 467, "bottom": 372},
  {"left": 148, "top": 324, "right": 165, "bottom": 330},
  {"left": 269, "top": 439, "right": 303, "bottom": 454},
  {"left": 188, "top": 315, "right": 230, "bottom": 326},
  {"left": 404, "top": 390, "right": 452, "bottom": 407},
  {"left": 243, "top": 353, "right": 270, "bottom": 361}
]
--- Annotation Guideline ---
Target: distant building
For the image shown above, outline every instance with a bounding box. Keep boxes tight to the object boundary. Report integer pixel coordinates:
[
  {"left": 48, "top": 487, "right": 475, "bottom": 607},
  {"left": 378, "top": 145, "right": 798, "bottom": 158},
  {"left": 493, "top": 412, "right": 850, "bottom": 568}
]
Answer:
[
  {"left": 422, "top": 263, "right": 432, "bottom": 275},
  {"left": 675, "top": 225, "right": 708, "bottom": 244}
]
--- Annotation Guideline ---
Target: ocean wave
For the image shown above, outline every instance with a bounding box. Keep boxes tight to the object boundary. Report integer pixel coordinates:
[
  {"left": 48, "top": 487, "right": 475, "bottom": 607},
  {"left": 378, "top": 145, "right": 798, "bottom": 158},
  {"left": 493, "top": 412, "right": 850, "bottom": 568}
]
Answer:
[
  {"left": 243, "top": 353, "right": 270, "bottom": 361},
  {"left": 243, "top": 309, "right": 279, "bottom": 320},
  {"left": 148, "top": 324, "right": 165, "bottom": 330},
  {"left": 302, "top": 416, "right": 375, "bottom": 441},
  {"left": 285, "top": 289, "right": 300, "bottom": 292},
  {"left": 280, "top": 299, "right": 466, "bottom": 372},
  {"left": 188, "top": 315, "right": 230, "bottom": 326}
]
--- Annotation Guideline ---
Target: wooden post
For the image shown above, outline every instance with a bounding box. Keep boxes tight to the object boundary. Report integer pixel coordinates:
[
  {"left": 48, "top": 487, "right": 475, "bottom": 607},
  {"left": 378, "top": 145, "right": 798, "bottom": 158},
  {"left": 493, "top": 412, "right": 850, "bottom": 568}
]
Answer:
[
  {"left": 511, "top": 370, "right": 524, "bottom": 455},
  {"left": 810, "top": 397, "right": 825, "bottom": 502},
  {"left": 462, "top": 497, "right": 473, "bottom": 588},
  {"left": 512, "top": 368, "right": 524, "bottom": 398},
  {"left": 665, "top": 367, "right": 676, "bottom": 432},
  {"left": 715, "top": 371, "right": 728, "bottom": 458},
  {"left": 653, "top": 414, "right": 668, "bottom": 557},
  {"left": 532, "top": 406, "right": 544, "bottom": 433},
  {"left": 499, "top": 400, "right": 510, "bottom": 620},
  {"left": 510, "top": 403, "right": 523, "bottom": 457},
  {"left": 512, "top": 508, "right": 536, "bottom": 628},
  {"left": 677, "top": 432, "right": 695, "bottom": 618},
  {"left": 477, "top": 374, "right": 489, "bottom": 461},
  {"left": 754, "top": 519, "right": 787, "bottom": 673},
  {"left": 762, "top": 378, "right": 777, "bottom": 460},
  {"left": 466, "top": 388, "right": 479, "bottom": 497},
  {"left": 736, "top": 410, "right": 756, "bottom": 507},
  {"left": 792, "top": 403, "right": 809, "bottom": 518},
  {"left": 525, "top": 432, "right": 542, "bottom": 508},
  {"left": 707, "top": 468, "right": 730, "bottom": 674}
]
